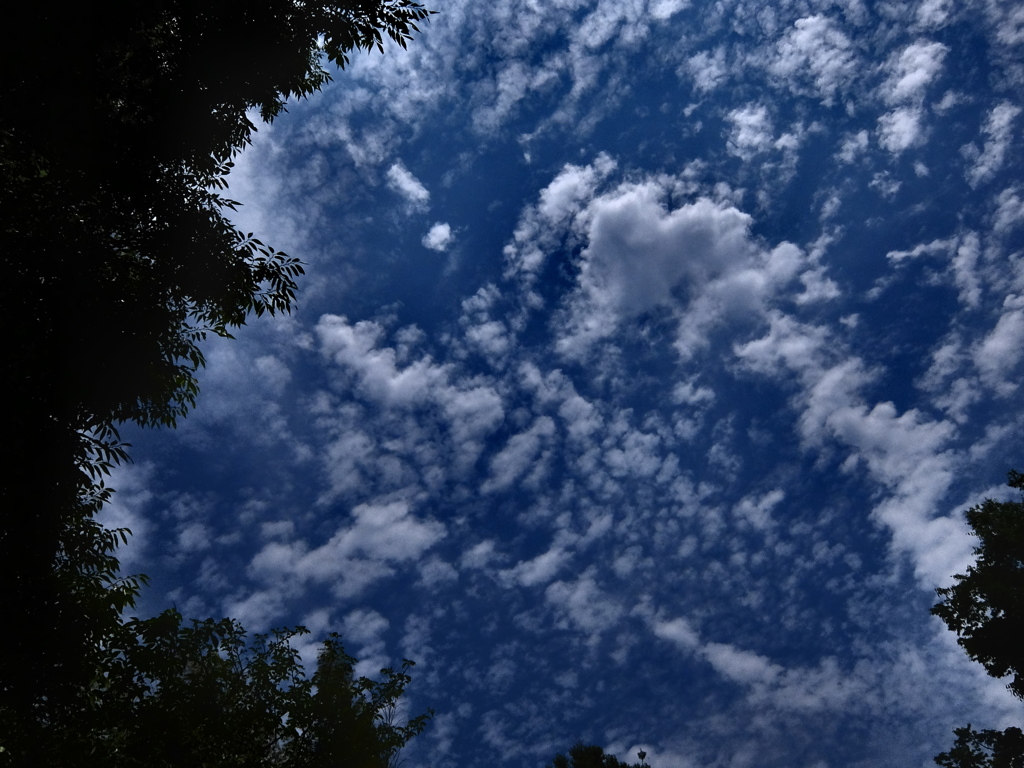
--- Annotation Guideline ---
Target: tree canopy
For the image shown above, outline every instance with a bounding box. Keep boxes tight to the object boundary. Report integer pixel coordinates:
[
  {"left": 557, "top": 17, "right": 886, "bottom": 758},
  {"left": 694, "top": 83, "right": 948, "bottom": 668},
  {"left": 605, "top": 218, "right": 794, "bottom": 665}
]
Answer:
[
  {"left": 0, "top": 609, "right": 431, "bottom": 767},
  {"left": 932, "top": 470, "right": 1024, "bottom": 700},
  {"left": 932, "top": 471, "right": 1024, "bottom": 768},
  {"left": 0, "top": 0, "right": 431, "bottom": 741},
  {"left": 546, "top": 742, "right": 647, "bottom": 768},
  {"left": 1, "top": 0, "right": 431, "bottom": 439}
]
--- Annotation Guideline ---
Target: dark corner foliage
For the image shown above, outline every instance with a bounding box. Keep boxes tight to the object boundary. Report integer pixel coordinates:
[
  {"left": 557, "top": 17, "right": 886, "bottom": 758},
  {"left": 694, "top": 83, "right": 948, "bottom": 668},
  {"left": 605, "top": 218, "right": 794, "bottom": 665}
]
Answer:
[
  {"left": 0, "top": 2, "right": 432, "bottom": 765},
  {"left": 933, "top": 472, "right": 1024, "bottom": 768}
]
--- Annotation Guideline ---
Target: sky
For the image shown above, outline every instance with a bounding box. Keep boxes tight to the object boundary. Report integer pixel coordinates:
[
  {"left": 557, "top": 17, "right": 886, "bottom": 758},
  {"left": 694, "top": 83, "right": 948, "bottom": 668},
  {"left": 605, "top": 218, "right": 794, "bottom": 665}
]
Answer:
[{"left": 104, "top": 1, "right": 1024, "bottom": 766}]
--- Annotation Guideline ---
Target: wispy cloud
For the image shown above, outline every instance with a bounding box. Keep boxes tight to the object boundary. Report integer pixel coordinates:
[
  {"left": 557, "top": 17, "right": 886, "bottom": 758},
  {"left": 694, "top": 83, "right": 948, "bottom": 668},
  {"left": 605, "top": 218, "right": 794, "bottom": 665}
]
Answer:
[{"left": 386, "top": 161, "right": 431, "bottom": 211}]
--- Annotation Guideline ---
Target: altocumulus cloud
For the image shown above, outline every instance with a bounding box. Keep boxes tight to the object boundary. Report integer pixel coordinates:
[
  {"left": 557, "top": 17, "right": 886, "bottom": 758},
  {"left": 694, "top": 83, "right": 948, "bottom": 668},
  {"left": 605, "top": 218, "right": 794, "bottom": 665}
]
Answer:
[
  {"left": 110, "top": 2, "right": 1024, "bottom": 767},
  {"left": 422, "top": 221, "right": 453, "bottom": 251}
]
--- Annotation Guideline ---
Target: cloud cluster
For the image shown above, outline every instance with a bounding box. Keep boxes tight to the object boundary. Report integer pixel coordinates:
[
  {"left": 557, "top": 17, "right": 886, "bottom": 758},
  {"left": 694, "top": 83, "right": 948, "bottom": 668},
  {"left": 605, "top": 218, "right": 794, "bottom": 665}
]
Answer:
[
  {"left": 502, "top": 157, "right": 837, "bottom": 364},
  {"left": 877, "top": 41, "right": 948, "bottom": 153},
  {"left": 234, "top": 500, "right": 445, "bottom": 628},
  {"left": 768, "top": 15, "right": 859, "bottom": 106},
  {"left": 106, "top": 3, "right": 1024, "bottom": 768}
]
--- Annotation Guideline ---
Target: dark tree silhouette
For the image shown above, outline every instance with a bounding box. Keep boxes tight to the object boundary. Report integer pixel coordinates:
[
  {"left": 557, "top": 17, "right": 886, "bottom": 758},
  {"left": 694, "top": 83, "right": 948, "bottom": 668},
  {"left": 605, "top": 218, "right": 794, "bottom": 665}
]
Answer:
[
  {"left": 935, "top": 726, "right": 1024, "bottom": 768},
  {"left": 933, "top": 471, "right": 1024, "bottom": 768},
  {"left": 0, "top": 610, "right": 431, "bottom": 767},
  {"left": 547, "top": 742, "right": 646, "bottom": 768},
  {"left": 0, "top": 0, "right": 429, "bottom": 731}
]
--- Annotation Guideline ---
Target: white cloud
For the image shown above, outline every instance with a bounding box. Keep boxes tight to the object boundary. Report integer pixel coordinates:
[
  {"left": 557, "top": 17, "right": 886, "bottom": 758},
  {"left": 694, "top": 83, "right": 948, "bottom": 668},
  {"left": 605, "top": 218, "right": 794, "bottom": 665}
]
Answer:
[
  {"left": 881, "top": 41, "right": 948, "bottom": 106},
  {"left": 168, "top": 337, "right": 305, "bottom": 453},
  {"left": 966, "top": 102, "right": 1021, "bottom": 187},
  {"left": 953, "top": 234, "right": 984, "bottom": 309},
  {"left": 973, "top": 296, "right": 1024, "bottom": 395},
  {"left": 873, "top": 40, "right": 947, "bottom": 154},
  {"left": 653, "top": 616, "right": 873, "bottom": 709},
  {"left": 222, "top": 120, "right": 318, "bottom": 266},
  {"left": 481, "top": 416, "right": 556, "bottom": 493},
  {"left": 672, "top": 379, "right": 715, "bottom": 407},
  {"left": 253, "top": 354, "right": 292, "bottom": 395},
  {"left": 343, "top": 607, "right": 391, "bottom": 678},
  {"left": 224, "top": 589, "right": 288, "bottom": 633},
  {"left": 314, "top": 314, "right": 510, "bottom": 491},
  {"left": 735, "top": 312, "right": 973, "bottom": 589},
  {"left": 653, "top": 617, "right": 700, "bottom": 649},
  {"left": 770, "top": 16, "right": 859, "bottom": 105},
  {"left": 464, "top": 320, "right": 513, "bottom": 362},
  {"left": 733, "top": 488, "right": 785, "bottom": 530},
  {"left": 993, "top": 186, "right": 1024, "bottom": 234},
  {"left": 652, "top": 613, "right": 1015, "bottom": 736},
  {"left": 501, "top": 546, "right": 571, "bottom": 588},
  {"left": 546, "top": 571, "right": 624, "bottom": 636},
  {"left": 703, "top": 642, "right": 781, "bottom": 685},
  {"left": 248, "top": 500, "right": 446, "bottom": 602},
  {"left": 461, "top": 540, "right": 499, "bottom": 571},
  {"left": 878, "top": 107, "right": 925, "bottom": 153},
  {"left": 444, "top": 384, "right": 507, "bottom": 448},
  {"left": 99, "top": 462, "right": 156, "bottom": 574},
  {"left": 887, "top": 235, "right": 981, "bottom": 309},
  {"left": 318, "top": 315, "right": 449, "bottom": 406},
  {"left": 649, "top": 0, "right": 689, "bottom": 22},
  {"left": 558, "top": 391, "right": 603, "bottom": 441},
  {"left": 503, "top": 153, "right": 617, "bottom": 295},
  {"left": 418, "top": 556, "right": 459, "bottom": 587},
  {"left": 727, "top": 105, "right": 775, "bottom": 160},
  {"left": 837, "top": 130, "right": 870, "bottom": 163},
  {"left": 981, "top": 0, "right": 1024, "bottom": 47},
  {"left": 916, "top": 0, "right": 953, "bottom": 29},
  {"left": 868, "top": 172, "right": 901, "bottom": 200},
  {"left": 343, "top": 607, "right": 390, "bottom": 647},
  {"left": 684, "top": 47, "right": 729, "bottom": 93},
  {"left": 386, "top": 161, "right": 431, "bottom": 210},
  {"left": 556, "top": 184, "right": 759, "bottom": 354},
  {"left": 423, "top": 221, "right": 454, "bottom": 251},
  {"left": 471, "top": 60, "right": 535, "bottom": 134},
  {"left": 176, "top": 521, "right": 213, "bottom": 553},
  {"left": 501, "top": 159, "right": 836, "bottom": 368}
]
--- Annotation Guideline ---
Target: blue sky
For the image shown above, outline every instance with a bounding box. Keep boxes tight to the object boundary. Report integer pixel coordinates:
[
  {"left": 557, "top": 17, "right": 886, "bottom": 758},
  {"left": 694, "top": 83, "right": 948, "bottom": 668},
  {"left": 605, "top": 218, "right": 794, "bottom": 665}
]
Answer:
[{"left": 105, "top": 1, "right": 1024, "bottom": 766}]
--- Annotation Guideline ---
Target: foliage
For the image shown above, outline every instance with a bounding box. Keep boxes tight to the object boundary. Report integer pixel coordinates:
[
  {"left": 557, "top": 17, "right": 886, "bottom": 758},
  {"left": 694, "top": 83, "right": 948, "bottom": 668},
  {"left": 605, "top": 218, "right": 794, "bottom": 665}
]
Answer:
[
  {"left": 933, "top": 470, "right": 1024, "bottom": 699},
  {"left": 0, "top": 428, "right": 146, "bottom": 722},
  {"left": 936, "top": 727, "right": 1024, "bottom": 768},
  {"left": 547, "top": 742, "right": 646, "bottom": 768},
  {"left": 1, "top": 0, "right": 432, "bottom": 434},
  {"left": 0, "top": 610, "right": 431, "bottom": 767},
  {"left": 932, "top": 471, "right": 1024, "bottom": 768},
  {"left": 0, "top": 0, "right": 430, "bottom": 721}
]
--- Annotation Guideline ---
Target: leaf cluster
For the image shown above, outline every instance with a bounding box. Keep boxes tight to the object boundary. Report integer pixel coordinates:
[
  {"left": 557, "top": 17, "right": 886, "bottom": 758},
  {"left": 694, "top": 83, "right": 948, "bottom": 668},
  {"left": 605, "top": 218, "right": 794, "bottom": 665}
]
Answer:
[
  {"left": 932, "top": 471, "right": 1024, "bottom": 768},
  {"left": 0, "top": 610, "right": 431, "bottom": 768},
  {"left": 1, "top": 0, "right": 432, "bottom": 443},
  {"left": 0, "top": 422, "right": 145, "bottom": 715},
  {"left": 933, "top": 471, "right": 1024, "bottom": 699},
  {"left": 547, "top": 743, "right": 646, "bottom": 768},
  {"left": 936, "top": 727, "right": 1024, "bottom": 768},
  {"left": 0, "top": 0, "right": 430, "bottom": 724}
]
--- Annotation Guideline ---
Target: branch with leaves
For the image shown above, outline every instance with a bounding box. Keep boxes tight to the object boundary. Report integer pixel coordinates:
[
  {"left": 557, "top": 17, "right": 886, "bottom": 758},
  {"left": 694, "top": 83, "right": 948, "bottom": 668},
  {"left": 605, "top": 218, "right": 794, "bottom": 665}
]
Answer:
[{"left": 932, "top": 471, "right": 1024, "bottom": 768}]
